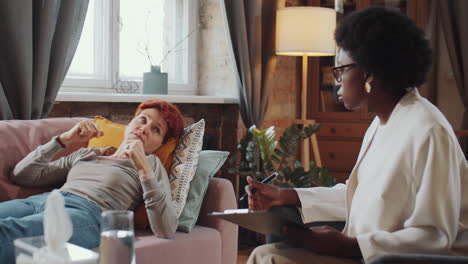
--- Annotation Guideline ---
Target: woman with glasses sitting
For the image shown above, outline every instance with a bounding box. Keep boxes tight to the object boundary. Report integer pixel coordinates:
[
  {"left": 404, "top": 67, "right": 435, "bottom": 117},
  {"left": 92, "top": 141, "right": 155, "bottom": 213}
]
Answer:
[{"left": 246, "top": 6, "right": 468, "bottom": 264}]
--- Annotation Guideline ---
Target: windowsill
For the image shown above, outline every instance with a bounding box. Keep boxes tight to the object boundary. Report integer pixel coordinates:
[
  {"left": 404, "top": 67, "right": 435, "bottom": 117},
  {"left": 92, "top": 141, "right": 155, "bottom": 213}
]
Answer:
[{"left": 55, "top": 92, "right": 239, "bottom": 104}]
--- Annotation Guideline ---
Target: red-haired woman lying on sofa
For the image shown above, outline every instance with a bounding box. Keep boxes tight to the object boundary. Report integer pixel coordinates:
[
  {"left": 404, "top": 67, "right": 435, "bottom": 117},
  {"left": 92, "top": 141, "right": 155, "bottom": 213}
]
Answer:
[{"left": 0, "top": 99, "right": 184, "bottom": 263}]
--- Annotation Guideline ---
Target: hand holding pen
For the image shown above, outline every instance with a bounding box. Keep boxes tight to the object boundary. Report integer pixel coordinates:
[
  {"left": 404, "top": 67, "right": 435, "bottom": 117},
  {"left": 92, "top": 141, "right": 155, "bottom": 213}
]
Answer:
[
  {"left": 242, "top": 172, "right": 284, "bottom": 211},
  {"left": 239, "top": 172, "right": 278, "bottom": 202}
]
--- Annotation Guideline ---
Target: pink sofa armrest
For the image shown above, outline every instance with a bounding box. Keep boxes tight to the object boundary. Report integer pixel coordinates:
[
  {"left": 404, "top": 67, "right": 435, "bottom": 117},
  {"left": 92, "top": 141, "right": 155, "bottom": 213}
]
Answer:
[
  {"left": 198, "top": 177, "right": 238, "bottom": 264},
  {"left": 0, "top": 118, "right": 87, "bottom": 202}
]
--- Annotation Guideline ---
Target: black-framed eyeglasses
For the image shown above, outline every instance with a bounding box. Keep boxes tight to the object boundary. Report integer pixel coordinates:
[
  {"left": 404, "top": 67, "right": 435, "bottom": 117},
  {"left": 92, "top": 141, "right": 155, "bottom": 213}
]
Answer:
[{"left": 332, "top": 63, "right": 357, "bottom": 83}]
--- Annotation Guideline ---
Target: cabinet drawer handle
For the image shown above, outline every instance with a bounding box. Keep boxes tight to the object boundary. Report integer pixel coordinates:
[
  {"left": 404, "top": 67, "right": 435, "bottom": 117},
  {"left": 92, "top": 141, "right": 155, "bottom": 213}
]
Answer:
[
  {"left": 329, "top": 152, "right": 335, "bottom": 159},
  {"left": 330, "top": 128, "right": 336, "bottom": 134}
]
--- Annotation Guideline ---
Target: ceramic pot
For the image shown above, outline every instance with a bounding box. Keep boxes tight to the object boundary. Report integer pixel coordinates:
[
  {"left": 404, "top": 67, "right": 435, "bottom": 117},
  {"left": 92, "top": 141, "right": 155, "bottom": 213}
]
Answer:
[{"left": 143, "top": 66, "right": 168, "bottom": 94}]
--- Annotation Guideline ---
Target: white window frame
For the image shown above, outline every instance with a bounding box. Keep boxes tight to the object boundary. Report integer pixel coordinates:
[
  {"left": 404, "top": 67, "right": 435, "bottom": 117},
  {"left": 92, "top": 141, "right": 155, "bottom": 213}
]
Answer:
[{"left": 61, "top": 0, "right": 199, "bottom": 95}]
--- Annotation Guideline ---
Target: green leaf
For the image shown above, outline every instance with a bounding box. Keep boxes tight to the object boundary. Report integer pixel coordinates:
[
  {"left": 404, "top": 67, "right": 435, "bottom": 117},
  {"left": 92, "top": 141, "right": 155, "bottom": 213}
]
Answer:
[
  {"left": 274, "top": 148, "right": 287, "bottom": 158},
  {"left": 271, "top": 154, "right": 280, "bottom": 163},
  {"left": 308, "top": 161, "right": 316, "bottom": 168},
  {"left": 246, "top": 152, "right": 253, "bottom": 161},
  {"left": 304, "top": 124, "right": 321, "bottom": 137},
  {"left": 278, "top": 144, "right": 290, "bottom": 156},
  {"left": 246, "top": 141, "right": 255, "bottom": 151},
  {"left": 318, "top": 167, "right": 336, "bottom": 187},
  {"left": 292, "top": 160, "right": 302, "bottom": 169}
]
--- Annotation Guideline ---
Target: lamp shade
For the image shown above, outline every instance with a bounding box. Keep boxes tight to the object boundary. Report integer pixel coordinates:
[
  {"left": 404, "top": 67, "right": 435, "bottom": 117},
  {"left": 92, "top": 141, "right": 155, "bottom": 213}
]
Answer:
[{"left": 276, "top": 7, "right": 336, "bottom": 56}]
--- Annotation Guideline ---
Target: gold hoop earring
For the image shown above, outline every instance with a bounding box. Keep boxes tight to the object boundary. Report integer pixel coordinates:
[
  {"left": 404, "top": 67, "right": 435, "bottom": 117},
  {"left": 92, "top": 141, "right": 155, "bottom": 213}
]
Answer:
[{"left": 365, "top": 82, "right": 372, "bottom": 93}]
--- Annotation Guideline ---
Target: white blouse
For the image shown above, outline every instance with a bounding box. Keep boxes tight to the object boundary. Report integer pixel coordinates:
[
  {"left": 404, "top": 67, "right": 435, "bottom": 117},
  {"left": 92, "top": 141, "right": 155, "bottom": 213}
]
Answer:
[{"left": 295, "top": 89, "right": 468, "bottom": 262}]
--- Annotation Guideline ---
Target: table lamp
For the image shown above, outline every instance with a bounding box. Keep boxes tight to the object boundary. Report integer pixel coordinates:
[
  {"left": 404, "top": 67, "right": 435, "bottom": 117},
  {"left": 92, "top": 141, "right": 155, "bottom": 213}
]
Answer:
[{"left": 276, "top": 6, "right": 336, "bottom": 170}]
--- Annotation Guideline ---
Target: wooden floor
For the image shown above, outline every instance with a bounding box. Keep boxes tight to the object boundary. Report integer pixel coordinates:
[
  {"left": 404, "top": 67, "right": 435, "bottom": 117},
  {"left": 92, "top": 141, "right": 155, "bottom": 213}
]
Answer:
[{"left": 237, "top": 247, "right": 254, "bottom": 264}]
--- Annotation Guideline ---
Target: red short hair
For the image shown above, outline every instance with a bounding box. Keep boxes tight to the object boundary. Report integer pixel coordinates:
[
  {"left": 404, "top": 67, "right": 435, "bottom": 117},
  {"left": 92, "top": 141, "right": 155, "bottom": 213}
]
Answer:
[{"left": 135, "top": 99, "right": 184, "bottom": 142}]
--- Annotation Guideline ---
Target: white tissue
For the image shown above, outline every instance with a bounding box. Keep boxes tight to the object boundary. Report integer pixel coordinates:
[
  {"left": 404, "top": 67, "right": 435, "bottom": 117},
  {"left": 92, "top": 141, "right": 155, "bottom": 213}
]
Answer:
[
  {"left": 36, "top": 189, "right": 73, "bottom": 263},
  {"left": 44, "top": 190, "right": 73, "bottom": 251},
  {"left": 15, "top": 190, "right": 100, "bottom": 263}
]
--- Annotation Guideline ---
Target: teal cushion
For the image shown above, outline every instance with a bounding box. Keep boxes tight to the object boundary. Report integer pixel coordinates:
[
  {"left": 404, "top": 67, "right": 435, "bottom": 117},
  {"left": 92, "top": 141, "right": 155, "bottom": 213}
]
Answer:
[{"left": 177, "top": 150, "right": 229, "bottom": 232}]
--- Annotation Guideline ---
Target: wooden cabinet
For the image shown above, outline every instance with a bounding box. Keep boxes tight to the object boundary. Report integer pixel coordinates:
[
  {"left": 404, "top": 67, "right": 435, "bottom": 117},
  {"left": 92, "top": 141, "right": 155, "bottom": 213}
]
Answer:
[{"left": 305, "top": 0, "right": 430, "bottom": 183}]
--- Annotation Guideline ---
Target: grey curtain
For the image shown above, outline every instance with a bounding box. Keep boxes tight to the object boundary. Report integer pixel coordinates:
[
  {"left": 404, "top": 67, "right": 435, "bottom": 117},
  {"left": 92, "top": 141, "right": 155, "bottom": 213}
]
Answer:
[
  {"left": 222, "top": 0, "right": 278, "bottom": 128},
  {"left": 437, "top": 0, "right": 468, "bottom": 154},
  {"left": 0, "top": 0, "right": 88, "bottom": 120}
]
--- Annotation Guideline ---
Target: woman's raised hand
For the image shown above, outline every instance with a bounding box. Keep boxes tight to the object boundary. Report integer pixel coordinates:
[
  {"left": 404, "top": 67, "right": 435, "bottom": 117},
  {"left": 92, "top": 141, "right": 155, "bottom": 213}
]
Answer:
[
  {"left": 122, "top": 139, "right": 153, "bottom": 180},
  {"left": 245, "top": 176, "right": 283, "bottom": 211},
  {"left": 59, "top": 120, "right": 103, "bottom": 146}
]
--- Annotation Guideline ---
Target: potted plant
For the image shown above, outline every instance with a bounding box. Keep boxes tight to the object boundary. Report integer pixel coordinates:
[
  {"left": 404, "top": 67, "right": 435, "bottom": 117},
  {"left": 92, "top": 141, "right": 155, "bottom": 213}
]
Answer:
[
  {"left": 226, "top": 124, "right": 336, "bottom": 247},
  {"left": 227, "top": 124, "right": 335, "bottom": 190}
]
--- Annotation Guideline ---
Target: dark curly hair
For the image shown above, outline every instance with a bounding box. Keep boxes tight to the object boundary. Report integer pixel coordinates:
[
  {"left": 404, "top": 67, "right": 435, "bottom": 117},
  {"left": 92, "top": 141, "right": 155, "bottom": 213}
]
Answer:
[{"left": 335, "top": 6, "right": 432, "bottom": 96}]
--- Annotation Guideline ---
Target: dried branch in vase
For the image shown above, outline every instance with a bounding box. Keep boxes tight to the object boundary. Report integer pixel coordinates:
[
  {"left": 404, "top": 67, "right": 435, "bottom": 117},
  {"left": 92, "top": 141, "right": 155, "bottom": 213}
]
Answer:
[{"left": 137, "top": 11, "right": 201, "bottom": 67}]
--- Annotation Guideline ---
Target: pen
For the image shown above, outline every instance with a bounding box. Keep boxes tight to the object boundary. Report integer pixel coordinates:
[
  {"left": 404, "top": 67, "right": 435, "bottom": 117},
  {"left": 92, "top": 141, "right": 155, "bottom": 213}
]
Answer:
[{"left": 239, "top": 171, "right": 279, "bottom": 202}]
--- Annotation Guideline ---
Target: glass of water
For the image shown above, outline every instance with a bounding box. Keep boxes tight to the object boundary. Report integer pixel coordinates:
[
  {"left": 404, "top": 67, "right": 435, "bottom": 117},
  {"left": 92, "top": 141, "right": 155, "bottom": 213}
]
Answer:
[{"left": 99, "top": 210, "right": 135, "bottom": 264}]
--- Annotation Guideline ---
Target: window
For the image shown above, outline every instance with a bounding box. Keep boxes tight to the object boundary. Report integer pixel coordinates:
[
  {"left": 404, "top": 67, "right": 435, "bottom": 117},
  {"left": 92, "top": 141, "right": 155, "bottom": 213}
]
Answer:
[{"left": 63, "top": 0, "right": 199, "bottom": 95}]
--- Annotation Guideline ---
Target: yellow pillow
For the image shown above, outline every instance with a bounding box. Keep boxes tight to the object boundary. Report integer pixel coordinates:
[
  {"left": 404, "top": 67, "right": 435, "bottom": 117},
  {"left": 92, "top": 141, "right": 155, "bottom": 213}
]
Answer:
[
  {"left": 88, "top": 116, "right": 126, "bottom": 148},
  {"left": 87, "top": 116, "right": 178, "bottom": 229}
]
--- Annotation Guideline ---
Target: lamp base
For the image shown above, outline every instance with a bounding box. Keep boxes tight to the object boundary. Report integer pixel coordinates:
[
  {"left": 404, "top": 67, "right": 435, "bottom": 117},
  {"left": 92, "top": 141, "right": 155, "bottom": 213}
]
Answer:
[{"left": 294, "top": 119, "right": 322, "bottom": 170}]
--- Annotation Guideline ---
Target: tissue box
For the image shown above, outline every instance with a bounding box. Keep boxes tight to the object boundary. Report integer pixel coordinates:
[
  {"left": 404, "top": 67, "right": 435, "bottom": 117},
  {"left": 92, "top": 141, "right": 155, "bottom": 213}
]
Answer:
[{"left": 14, "top": 236, "right": 99, "bottom": 264}]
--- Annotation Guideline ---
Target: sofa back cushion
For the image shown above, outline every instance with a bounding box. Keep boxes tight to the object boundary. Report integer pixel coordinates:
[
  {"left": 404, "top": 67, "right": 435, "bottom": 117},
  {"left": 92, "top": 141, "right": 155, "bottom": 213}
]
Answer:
[
  {"left": 0, "top": 118, "right": 86, "bottom": 202},
  {"left": 177, "top": 150, "right": 229, "bottom": 233}
]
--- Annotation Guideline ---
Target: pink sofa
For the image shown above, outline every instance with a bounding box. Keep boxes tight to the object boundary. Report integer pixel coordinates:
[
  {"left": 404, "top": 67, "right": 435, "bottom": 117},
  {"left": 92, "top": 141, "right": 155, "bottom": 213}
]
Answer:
[{"left": 0, "top": 118, "right": 238, "bottom": 264}]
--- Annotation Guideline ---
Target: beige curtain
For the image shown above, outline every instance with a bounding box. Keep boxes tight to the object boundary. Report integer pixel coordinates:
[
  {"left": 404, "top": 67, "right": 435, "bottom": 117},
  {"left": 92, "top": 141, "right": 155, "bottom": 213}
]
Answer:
[
  {"left": 221, "top": 0, "right": 279, "bottom": 128},
  {"left": 436, "top": 0, "right": 468, "bottom": 155},
  {"left": 0, "top": 0, "right": 88, "bottom": 120}
]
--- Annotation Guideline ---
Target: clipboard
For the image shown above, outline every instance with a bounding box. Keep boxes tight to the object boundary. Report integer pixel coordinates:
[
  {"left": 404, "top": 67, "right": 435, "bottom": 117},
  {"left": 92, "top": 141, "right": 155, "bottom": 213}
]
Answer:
[{"left": 208, "top": 206, "right": 313, "bottom": 236}]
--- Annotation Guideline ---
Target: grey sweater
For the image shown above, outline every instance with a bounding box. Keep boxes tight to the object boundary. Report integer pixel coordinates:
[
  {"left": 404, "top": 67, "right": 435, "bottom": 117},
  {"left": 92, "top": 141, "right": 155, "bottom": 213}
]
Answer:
[{"left": 12, "top": 137, "right": 178, "bottom": 238}]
